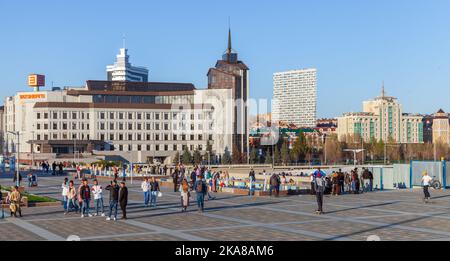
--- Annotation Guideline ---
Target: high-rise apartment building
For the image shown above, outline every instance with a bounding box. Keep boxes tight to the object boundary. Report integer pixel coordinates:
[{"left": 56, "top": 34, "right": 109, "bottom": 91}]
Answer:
[
  {"left": 272, "top": 69, "right": 317, "bottom": 127},
  {"left": 106, "top": 48, "right": 149, "bottom": 82},
  {"left": 337, "top": 85, "right": 423, "bottom": 143}
]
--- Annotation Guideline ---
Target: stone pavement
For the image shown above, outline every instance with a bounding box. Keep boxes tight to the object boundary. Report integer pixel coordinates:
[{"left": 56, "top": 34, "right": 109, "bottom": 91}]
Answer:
[{"left": 1, "top": 175, "right": 450, "bottom": 241}]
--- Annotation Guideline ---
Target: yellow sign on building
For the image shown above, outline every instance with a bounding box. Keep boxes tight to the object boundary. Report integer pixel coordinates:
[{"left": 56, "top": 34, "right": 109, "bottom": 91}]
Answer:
[{"left": 28, "top": 74, "right": 45, "bottom": 87}]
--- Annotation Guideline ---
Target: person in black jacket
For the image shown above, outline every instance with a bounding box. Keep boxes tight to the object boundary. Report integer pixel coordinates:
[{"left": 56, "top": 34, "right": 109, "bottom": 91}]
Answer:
[
  {"left": 105, "top": 180, "right": 119, "bottom": 221},
  {"left": 80, "top": 179, "right": 92, "bottom": 218},
  {"left": 119, "top": 181, "right": 128, "bottom": 220}
]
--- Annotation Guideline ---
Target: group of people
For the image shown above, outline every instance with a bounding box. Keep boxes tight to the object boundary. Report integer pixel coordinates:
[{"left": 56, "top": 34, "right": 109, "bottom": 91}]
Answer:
[
  {"left": 61, "top": 178, "right": 128, "bottom": 221},
  {"left": 169, "top": 165, "right": 224, "bottom": 212},
  {"left": 309, "top": 168, "right": 374, "bottom": 196}
]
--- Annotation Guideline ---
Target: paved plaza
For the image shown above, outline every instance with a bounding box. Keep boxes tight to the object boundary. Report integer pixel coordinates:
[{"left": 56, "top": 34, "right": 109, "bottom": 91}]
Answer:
[{"left": 1, "top": 175, "right": 450, "bottom": 241}]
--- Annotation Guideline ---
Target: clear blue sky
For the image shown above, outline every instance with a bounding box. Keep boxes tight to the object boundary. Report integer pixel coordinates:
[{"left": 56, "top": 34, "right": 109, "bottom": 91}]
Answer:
[{"left": 1, "top": 0, "right": 449, "bottom": 117}]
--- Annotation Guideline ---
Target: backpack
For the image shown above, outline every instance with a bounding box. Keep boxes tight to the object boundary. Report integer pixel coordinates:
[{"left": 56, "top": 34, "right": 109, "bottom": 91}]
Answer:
[{"left": 196, "top": 181, "right": 204, "bottom": 193}]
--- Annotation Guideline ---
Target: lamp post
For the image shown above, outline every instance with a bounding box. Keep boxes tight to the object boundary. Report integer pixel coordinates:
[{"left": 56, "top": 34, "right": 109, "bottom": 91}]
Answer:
[
  {"left": 31, "top": 130, "right": 35, "bottom": 170},
  {"left": 8, "top": 131, "right": 20, "bottom": 187}
]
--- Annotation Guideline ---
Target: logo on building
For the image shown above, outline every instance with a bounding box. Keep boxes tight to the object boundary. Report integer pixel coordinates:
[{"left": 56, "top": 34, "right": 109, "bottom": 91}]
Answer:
[{"left": 28, "top": 74, "right": 45, "bottom": 87}]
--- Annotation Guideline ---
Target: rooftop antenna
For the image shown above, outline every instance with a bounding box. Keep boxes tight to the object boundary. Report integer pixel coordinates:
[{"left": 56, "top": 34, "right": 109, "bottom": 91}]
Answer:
[
  {"left": 381, "top": 81, "right": 385, "bottom": 97},
  {"left": 122, "top": 34, "right": 126, "bottom": 49}
]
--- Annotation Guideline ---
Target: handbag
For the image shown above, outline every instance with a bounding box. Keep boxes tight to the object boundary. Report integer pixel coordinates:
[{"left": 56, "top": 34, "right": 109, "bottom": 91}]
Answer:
[{"left": 157, "top": 192, "right": 162, "bottom": 198}]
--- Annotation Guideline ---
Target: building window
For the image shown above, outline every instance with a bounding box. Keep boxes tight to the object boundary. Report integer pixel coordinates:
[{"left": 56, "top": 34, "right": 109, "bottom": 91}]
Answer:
[
  {"left": 72, "top": 112, "right": 77, "bottom": 119},
  {"left": 146, "top": 113, "right": 151, "bottom": 120},
  {"left": 128, "top": 134, "right": 133, "bottom": 141},
  {"left": 100, "top": 113, "right": 105, "bottom": 120},
  {"left": 110, "top": 134, "right": 114, "bottom": 140},
  {"left": 146, "top": 134, "right": 151, "bottom": 141},
  {"left": 146, "top": 144, "right": 150, "bottom": 151},
  {"left": 53, "top": 112, "right": 58, "bottom": 119},
  {"left": 164, "top": 124, "right": 169, "bottom": 131},
  {"left": 128, "top": 113, "right": 133, "bottom": 120},
  {"left": 190, "top": 135, "right": 195, "bottom": 141},
  {"left": 155, "top": 134, "right": 160, "bottom": 141},
  {"left": 156, "top": 145, "right": 160, "bottom": 151},
  {"left": 119, "top": 113, "right": 124, "bottom": 120},
  {"left": 146, "top": 124, "right": 151, "bottom": 130},
  {"left": 44, "top": 113, "right": 49, "bottom": 119},
  {"left": 110, "top": 123, "right": 114, "bottom": 130},
  {"left": 173, "top": 134, "right": 177, "bottom": 141},
  {"left": 100, "top": 134, "right": 105, "bottom": 140},
  {"left": 53, "top": 123, "right": 58, "bottom": 130},
  {"left": 164, "top": 113, "right": 169, "bottom": 120},
  {"left": 119, "top": 134, "right": 123, "bottom": 141},
  {"left": 37, "top": 113, "right": 41, "bottom": 119},
  {"left": 137, "top": 113, "right": 142, "bottom": 120},
  {"left": 37, "top": 124, "right": 41, "bottom": 130},
  {"left": 128, "top": 123, "right": 133, "bottom": 130},
  {"left": 110, "top": 112, "right": 114, "bottom": 119},
  {"left": 63, "top": 123, "right": 68, "bottom": 130},
  {"left": 155, "top": 113, "right": 160, "bottom": 120}
]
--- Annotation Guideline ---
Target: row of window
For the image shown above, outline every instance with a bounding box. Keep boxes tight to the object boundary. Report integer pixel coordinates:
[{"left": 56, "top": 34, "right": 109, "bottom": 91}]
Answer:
[
  {"left": 110, "top": 144, "right": 203, "bottom": 152},
  {"left": 36, "top": 111, "right": 214, "bottom": 121},
  {"left": 34, "top": 133, "right": 213, "bottom": 142}
]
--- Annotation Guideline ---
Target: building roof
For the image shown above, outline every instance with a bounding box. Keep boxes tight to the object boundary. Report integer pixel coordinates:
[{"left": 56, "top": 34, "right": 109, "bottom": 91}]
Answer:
[{"left": 85, "top": 81, "right": 196, "bottom": 92}]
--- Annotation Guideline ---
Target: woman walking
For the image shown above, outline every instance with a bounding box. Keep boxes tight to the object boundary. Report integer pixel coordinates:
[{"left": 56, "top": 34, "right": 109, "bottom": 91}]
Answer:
[
  {"left": 180, "top": 179, "right": 190, "bottom": 212},
  {"left": 9, "top": 186, "right": 22, "bottom": 217}
]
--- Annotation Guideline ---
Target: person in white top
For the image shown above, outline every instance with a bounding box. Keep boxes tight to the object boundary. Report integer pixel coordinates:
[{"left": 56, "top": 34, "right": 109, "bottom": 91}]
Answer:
[
  {"left": 141, "top": 178, "right": 151, "bottom": 207},
  {"left": 421, "top": 172, "right": 433, "bottom": 203},
  {"left": 61, "top": 178, "right": 69, "bottom": 212},
  {"left": 262, "top": 170, "right": 268, "bottom": 191},
  {"left": 91, "top": 179, "right": 105, "bottom": 216}
]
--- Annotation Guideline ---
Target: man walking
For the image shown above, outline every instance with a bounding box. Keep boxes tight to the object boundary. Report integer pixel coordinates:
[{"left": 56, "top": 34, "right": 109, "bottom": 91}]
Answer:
[
  {"left": 141, "top": 178, "right": 150, "bottom": 207},
  {"left": 172, "top": 169, "right": 179, "bottom": 192},
  {"left": 422, "top": 171, "right": 433, "bottom": 203},
  {"left": 194, "top": 174, "right": 207, "bottom": 212},
  {"left": 80, "top": 179, "right": 92, "bottom": 218},
  {"left": 314, "top": 171, "right": 326, "bottom": 215},
  {"left": 119, "top": 181, "right": 128, "bottom": 220},
  {"left": 61, "top": 178, "right": 69, "bottom": 212},
  {"left": 150, "top": 177, "right": 160, "bottom": 208},
  {"left": 105, "top": 180, "right": 119, "bottom": 221}
]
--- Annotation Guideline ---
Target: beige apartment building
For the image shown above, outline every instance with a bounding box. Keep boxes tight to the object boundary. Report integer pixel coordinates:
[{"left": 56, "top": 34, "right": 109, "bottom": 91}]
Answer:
[{"left": 337, "top": 86, "right": 423, "bottom": 143}]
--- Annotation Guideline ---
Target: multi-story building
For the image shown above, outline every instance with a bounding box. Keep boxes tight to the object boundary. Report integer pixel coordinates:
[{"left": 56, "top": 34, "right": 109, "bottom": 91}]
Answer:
[
  {"left": 337, "top": 86, "right": 423, "bottom": 143},
  {"left": 432, "top": 109, "right": 449, "bottom": 145},
  {"left": 3, "top": 31, "right": 248, "bottom": 164},
  {"left": 272, "top": 69, "right": 317, "bottom": 128},
  {"left": 207, "top": 29, "right": 249, "bottom": 156},
  {"left": 106, "top": 48, "right": 149, "bottom": 82}
]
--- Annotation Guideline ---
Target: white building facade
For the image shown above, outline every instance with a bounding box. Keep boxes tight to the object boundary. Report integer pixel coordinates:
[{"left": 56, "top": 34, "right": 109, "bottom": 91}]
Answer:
[
  {"left": 3, "top": 82, "right": 235, "bottom": 164},
  {"left": 106, "top": 48, "right": 149, "bottom": 82},
  {"left": 272, "top": 69, "right": 317, "bottom": 127}
]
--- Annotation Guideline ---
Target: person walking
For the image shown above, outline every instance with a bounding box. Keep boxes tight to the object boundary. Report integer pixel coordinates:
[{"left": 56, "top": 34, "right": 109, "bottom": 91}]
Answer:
[
  {"left": 92, "top": 179, "right": 105, "bottom": 217},
  {"left": 338, "top": 169, "right": 345, "bottom": 195},
  {"left": 8, "top": 186, "right": 22, "bottom": 218},
  {"left": 269, "top": 173, "right": 280, "bottom": 197},
  {"left": 172, "top": 169, "right": 179, "bottom": 192},
  {"left": 119, "top": 181, "right": 128, "bottom": 220},
  {"left": 80, "top": 179, "right": 92, "bottom": 218},
  {"left": 141, "top": 178, "right": 150, "bottom": 207},
  {"left": 58, "top": 162, "right": 64, "bottom": 176},
  {"left": 314, "top": 172, "right": 326, "bottom": 215},
  {"left": 331, "top": 172, "right": 340, "bottom": 196},
  {"left": 180, "top": 179, "right": 190, "bottom": 212},
  {"left": 422, "top": 171, "right": 433, "bottom": 203},
  {"left": 105, "top": 180, "right": 119, "bottom": 221},
  {"left": 66, "top": 180, "right": 79, "bottom": 214},
  {"left": 309, "top": 173, "right": 316, "bottom": 195},
  {"left": 61, "top": 178, "right": 69, "bottom": 212},
  {"left": 149, "top": 177, "right": 160, "bottom": 208},
  {"left": 194, "top": 174, "right": 207, "bottom": 212},
  {"left": 248, "top": 169, "right": 256, "bottom": 196},
  {"left": 52, "top": 162, "right": 57, "bottom": 176},
  {"left": 368, "top": 169, "right": 374, "bottom": 192}
]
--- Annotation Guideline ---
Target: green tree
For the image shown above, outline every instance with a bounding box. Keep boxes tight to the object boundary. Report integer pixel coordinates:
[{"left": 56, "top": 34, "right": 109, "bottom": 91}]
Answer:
[
  {"left": 173, "top": 151, "right": 180, "bottom": 165},
  {"left": 291, "top": 131, "right": 309, "bottom": 163},
  {"left": 193, "top": 149, "right": 202, "bottom": 165},
  {"left": 232, "top": 146, "right": 242, "bottom": 164},
  {"left": 281, "top": 141, "right": 291, "bottom": 165},
  {"left": 182, "top": 148, "right": 192, "bottom": 165},
  {"left": 249, "top": 147, "right": 259, "bottom": 164},
  {"left": 222, "top": 147, "right": 232, "bottom": 165}
]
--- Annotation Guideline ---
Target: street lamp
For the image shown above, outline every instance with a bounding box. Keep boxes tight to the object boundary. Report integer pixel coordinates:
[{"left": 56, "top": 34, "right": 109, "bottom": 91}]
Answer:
[{"left": 8, "top": 131, "right": 20, "bottom": 186}]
